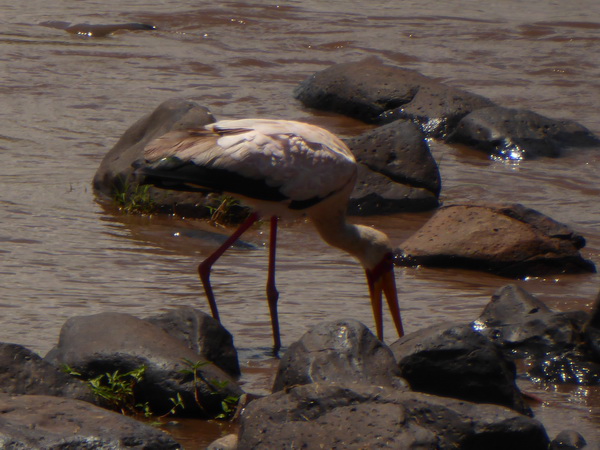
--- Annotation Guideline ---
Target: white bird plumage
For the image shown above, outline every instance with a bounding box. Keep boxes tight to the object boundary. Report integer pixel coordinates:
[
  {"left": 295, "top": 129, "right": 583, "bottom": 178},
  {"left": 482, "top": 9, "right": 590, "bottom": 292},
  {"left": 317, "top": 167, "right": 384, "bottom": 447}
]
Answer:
[{"left": 139, "top": 118, "right": 404, "bottom": 351}]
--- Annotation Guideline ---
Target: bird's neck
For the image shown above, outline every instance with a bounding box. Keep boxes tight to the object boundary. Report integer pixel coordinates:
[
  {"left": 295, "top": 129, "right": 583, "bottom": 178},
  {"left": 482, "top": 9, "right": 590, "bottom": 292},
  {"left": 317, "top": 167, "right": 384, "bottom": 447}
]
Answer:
[{"left": 309, "top": 209, "right": 372, "bottom": 267}]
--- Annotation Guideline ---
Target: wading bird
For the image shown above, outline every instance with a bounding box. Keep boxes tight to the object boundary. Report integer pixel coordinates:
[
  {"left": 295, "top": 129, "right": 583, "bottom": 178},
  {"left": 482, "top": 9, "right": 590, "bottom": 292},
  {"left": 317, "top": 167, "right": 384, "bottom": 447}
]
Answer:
[{"left": 138, "top": 119, "right": 404, "bottom": 351}]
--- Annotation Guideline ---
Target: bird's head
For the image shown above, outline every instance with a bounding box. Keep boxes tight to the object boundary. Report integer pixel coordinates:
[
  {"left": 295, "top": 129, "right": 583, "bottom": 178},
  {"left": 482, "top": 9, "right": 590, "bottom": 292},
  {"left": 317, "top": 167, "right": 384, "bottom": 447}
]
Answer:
[{"left": 355, "top": 226, "right": 404, "bottom": 341}]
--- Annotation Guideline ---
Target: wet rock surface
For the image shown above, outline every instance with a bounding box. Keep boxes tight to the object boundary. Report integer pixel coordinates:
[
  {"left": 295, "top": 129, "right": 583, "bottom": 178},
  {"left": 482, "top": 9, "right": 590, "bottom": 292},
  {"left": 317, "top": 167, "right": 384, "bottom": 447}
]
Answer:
[
  {"left": 44, "top": 311, "right": 243, "bottom": 418},
  {"left": 294, "top": 57, "right": 494, "bottom": 138},
  {"left": 396, "top": 203, "right": 596, "bottom": 278},
  {"left": 295, "top": 58, "right": 599, "bottom": 159},
  {"left": 40, "top": 21, "right": 157, "bottom": 37},
  {"left": 390, "top": 322, "right": 531, "bottom": 415},
  {"left": 0, "top": 394, "right": 180, "bottom": 449},
  {"left": 447, "top": 106, "right": 600, "bottom": 159},
  {"left": 475, "top": 285, "right": 600, "bottom": 385},
  {"left": 238, "top": 382, "right": 549, "bottom": 449},
  {"left": 2, "top": 287, "right": 599, "bottom": 447},
  {"left": 272, "top": 319, "right": 406, "bottom": 392},
  {"left": 344, "top": 119, "right": 441, "bottom": 214}
]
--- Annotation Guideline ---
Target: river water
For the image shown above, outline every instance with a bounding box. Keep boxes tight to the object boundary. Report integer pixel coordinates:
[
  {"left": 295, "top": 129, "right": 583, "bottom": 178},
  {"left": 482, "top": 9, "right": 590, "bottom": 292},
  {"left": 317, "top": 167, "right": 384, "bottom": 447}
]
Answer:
[{"left": 1, "top": 0, "right": 599, "bottom": 447}]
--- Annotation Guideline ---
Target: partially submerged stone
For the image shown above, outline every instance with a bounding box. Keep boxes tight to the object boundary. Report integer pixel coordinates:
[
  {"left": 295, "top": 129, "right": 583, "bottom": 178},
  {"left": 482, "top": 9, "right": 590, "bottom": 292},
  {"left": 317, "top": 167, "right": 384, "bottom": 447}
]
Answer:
[
  {"left": 396, "top": 203, "right": 595, "bottom": 278},
  {"left": 473, "top": 285, "right": 587, "bottom": 358},
  {"left": 474, "top": 285, "right": 600, "bottom": 385},
  {"left": 238, "top": 382, "right": 550, "bottom": 449},
  {"left": 0, "top": 394, "right": 180, "bottom": 449},
  {"left": 448, "top": 106, "right": 600, "bottom": 159},
  {"left": 295, "top": 58, "right": 599, "bottom": 159},
  {"left": 294, "top": 57, "right": 493, "bottom": 138},
  {"left": 45, "top": 312, "right": 243, "bottom": 418},
  {"left": 93, "top": 98, "right": 218, "bottom": 218}
]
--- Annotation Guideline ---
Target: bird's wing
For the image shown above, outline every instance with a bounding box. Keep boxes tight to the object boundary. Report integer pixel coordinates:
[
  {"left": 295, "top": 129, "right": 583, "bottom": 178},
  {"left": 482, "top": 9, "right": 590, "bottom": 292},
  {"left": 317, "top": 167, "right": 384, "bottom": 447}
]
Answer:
[{"left": 142, "top": 119, "right": 357, "bottom": 205}]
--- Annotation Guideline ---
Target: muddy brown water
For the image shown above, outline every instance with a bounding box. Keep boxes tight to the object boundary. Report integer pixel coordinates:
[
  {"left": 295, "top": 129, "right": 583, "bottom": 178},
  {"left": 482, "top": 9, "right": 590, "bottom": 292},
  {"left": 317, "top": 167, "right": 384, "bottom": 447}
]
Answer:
[{"left": 2, "top": 1, "right": 599, "bottom": 447}]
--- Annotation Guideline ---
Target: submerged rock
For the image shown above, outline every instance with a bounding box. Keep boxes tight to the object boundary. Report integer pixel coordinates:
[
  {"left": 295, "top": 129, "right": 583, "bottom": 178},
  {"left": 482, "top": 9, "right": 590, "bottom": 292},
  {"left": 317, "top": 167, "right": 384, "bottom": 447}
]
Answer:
[
  {"left": 549, "top": 430, "right": 588, "bottom": 450},
  {"left": 396, "top": 203, "right": 596, "bottom": 278},
  {"left": 447, "top": 106, "right": 600, "bottom": 160},
  {"left": 294, "top": 57, "right": 493, "bottom": 138}
]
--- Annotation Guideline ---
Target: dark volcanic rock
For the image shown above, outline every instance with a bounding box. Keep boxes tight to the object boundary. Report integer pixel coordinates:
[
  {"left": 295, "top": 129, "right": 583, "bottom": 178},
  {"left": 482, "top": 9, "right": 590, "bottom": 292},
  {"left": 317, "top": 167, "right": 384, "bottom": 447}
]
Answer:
[
  {"left": 0, "top": 393, "right": 180, "bottom": 449},
  {"left": 584, "top": 290, "right": 600, "bottom": 361},
  {"left": 93, "top": 98, "right": 218, "bottom": 218},
  {"left": 272, "top": 319, "right": 406, "bottom": 392},
  {"left": 474, "top": 285, "right": 600, "bottom": 385},
  {"left": 44, "top": 312, "right": 243, "bottom": 418},
  {"left": 0, "top": 343, "right": 95, "bottom": 403},
  {"left": 549, "top": 430, "right": 588, "bottom": 450},
  {"left": 238, "top": 383, "right": 550, "bottom": 449},
  {"left": 474, "top": 285, "right": 587, "bottom": 358},
  {"left": 345, "top": 119, "right": 441, "bottom": 214},
  {"left": 294, "top": 57, "right": 494, "bottom": 137},
  {"left": 396, "top": 203, "right": 596, "bottom": 278},
  {"left": 448, "top": 106, "right": 600, "bottom": 159},
  {"left": 145, "top": 306, "right": 240, "bottom": 377},
  {"left": 390, "top": 322, "right": 531, "bottom": 415}
]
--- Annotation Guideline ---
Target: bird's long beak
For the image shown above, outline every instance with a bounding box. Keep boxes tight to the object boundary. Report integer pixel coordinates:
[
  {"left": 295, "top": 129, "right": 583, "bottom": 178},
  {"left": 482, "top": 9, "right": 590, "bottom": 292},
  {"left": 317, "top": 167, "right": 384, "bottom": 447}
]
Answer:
[{"left": 366, "top": 255, "right": 404, "bottom": 341}]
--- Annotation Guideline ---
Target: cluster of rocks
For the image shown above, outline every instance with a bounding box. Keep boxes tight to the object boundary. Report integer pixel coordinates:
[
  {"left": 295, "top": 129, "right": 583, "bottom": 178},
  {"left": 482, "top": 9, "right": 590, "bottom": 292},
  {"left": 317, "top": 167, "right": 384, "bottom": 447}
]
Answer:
[
  {"left": 92, "top": 96, "right": 442, "bottom": 219},
  {"left": 93, "top": 58, "right": 597, "bottom": 280},
  {"left": 81, "top": 58, "right": 600, "bottom": 447},
  {"left": 2, "top": 285, "right": 598, "bottom": 448},
  {"left": 0, "top": 307, "right": 241, "bottom": 448},
  {"left": 294, "top": 57, "right": 600, "bottom": 159}
]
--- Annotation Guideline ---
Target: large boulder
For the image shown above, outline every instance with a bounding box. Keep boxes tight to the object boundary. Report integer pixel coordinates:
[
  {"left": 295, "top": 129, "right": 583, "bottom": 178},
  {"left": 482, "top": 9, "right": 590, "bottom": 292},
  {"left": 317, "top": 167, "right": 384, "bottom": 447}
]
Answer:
[
  {"left": 145, "top": 306, "right": 240, "bottom": 377},
  {"left": 447, "top": 106, "right": 600, "bottom": 159},
  {"left": 390, "top": 323, "right": 531, "bottom": 415},
  {"left": 344, "top": 119, "right": 441, "bottom": 214},
  {"left": 272, "top": 319, "right": 406, "bottom": 392},
  {"left": 44, "top": 312, "right": 243, "bottom": 418},
  {"left": 238, "top": 383, "right": 550, "bottom": 449},
  {"left": 396, "top": 203, "right": 595, "bottom": 278},
  {"left": 0, "top": 394, "right": 181, "bottom": 449},
  {"left": 294, "top": 57, "right": 494, "bottom": 138},
  {"left": 0, "top": 343, "right": 96, "bottom": 403}
]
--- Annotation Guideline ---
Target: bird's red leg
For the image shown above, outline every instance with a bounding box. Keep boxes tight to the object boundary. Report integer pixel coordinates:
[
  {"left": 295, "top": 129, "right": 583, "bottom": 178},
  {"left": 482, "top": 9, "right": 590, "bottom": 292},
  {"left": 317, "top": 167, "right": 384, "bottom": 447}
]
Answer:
[
  {"left": 266, "top": 216, "right": 281, "bottom": 352},
  {"left": 198, "top": 212, "right": 259, "bottom": 322}
]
